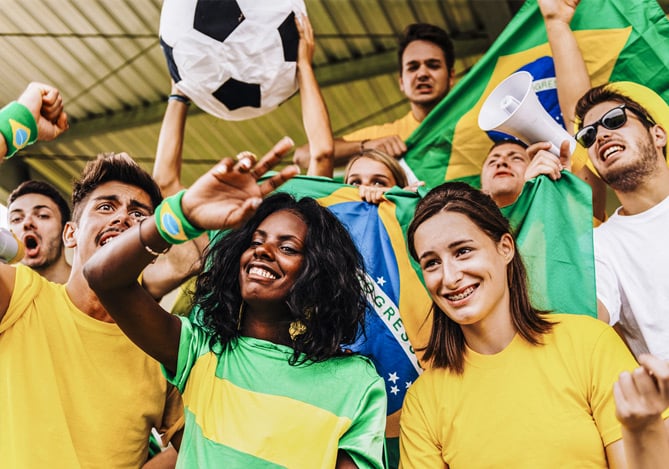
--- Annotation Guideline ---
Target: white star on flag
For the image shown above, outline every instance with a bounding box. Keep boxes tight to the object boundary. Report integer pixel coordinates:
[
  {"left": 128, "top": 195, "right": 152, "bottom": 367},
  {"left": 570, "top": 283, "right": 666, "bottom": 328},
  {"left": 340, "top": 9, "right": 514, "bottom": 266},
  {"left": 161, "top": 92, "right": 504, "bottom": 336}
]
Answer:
[
  {"left": 388, "top": 372, "right": 399, "bottom": 384},
  {"left": 376, "top": 276, "right": 386, "bottom": 286},
  {"left": 390, "top": 385, "right": 400, "bottom": 395}
]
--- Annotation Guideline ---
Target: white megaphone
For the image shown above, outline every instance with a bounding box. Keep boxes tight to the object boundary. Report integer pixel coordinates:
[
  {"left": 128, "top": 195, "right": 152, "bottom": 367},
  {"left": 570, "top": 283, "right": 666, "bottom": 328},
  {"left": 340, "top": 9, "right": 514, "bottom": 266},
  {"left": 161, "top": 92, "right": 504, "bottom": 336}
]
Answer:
[
  {"left": 0, "top": 227, "right": 24, "bottom": 264},
  {"left": 478, "top": 71, "right": 575, "bottom": 156}
]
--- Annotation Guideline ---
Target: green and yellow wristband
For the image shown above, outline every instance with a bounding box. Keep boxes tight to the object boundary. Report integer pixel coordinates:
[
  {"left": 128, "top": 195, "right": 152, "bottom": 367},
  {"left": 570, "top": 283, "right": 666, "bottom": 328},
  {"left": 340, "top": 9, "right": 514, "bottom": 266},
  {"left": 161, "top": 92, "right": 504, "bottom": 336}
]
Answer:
[
  {"left": 0, "top": 101, "right": 38, "bottom": 159},
  {"left": 154, "top": 190, "right": 204, "bottom": 244}
]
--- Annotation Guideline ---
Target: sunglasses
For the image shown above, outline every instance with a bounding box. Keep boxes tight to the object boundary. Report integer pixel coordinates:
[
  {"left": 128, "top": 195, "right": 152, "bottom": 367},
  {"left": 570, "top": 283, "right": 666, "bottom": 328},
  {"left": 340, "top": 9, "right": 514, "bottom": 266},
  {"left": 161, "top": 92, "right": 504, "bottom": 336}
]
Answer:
[{"left": 576, "top": 104, "right": 655, "bottom": 148}]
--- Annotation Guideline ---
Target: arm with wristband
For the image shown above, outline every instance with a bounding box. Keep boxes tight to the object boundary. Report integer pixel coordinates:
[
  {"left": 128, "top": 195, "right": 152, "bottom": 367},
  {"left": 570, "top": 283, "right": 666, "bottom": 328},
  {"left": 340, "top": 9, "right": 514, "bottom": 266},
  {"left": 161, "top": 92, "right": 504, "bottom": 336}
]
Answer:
[
  {"left": 83, "top": 137, "right": 299, "bottom": 373},
  {"left": 0, "top": 82, "right": 68, "bottom": 161}
]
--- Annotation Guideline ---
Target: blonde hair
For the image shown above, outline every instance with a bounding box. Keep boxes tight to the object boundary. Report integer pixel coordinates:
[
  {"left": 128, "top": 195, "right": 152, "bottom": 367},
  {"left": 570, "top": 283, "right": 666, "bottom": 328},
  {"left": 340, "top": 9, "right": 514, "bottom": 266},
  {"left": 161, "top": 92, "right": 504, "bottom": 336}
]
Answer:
[{"left": 344, "top": 148, "right": 408, "bottom": 188}]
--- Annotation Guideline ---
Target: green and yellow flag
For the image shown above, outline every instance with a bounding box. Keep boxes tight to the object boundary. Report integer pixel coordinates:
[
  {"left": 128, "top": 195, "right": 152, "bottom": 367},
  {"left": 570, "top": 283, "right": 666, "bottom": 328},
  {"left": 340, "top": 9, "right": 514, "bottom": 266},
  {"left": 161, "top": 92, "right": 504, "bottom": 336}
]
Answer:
[
  {"left": 404, "top": 0, "right": 669, "bottom": 188},
  {"left": 502, "top": 172, "right": 596, "bottom": 317}
]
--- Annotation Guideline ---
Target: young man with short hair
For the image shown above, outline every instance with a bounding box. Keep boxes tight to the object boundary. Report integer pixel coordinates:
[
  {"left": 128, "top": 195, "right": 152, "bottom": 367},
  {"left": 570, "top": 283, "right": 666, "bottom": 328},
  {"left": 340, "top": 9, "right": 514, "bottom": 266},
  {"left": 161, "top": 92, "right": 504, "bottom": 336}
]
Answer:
[{"left": 7, "top": 180, "right": 71, "bottom": 283}]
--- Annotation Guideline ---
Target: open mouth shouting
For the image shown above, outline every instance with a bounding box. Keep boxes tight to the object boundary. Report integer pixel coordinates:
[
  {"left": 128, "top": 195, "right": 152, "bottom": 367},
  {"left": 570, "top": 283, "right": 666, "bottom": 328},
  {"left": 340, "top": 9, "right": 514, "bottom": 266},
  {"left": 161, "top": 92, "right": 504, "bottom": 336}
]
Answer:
[
  {"left": 96, "top": 229, "right": 123, "bottom": 247},
  {"left": 22, "top": 233, "right": 40, "bottom": 257},
  {"left": 599, "top": 143, "right": 625, "bottom": 162}
]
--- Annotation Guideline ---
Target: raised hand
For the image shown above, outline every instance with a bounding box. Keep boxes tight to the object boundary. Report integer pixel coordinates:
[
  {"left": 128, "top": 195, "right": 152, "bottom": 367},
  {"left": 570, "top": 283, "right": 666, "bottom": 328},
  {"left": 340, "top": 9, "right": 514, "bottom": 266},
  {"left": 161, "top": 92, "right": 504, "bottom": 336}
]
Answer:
[
  {"left": 17, "top": 82, "right": 69, "bottom": 142},
  {"left": 524, "top": 140, "right": 572, "bottom": 181},
  {"left": 538, "top": 0, "right": 579, "bottom": 24},
  {"left": 181, "top": 137, "right": 300, "bottom": 230}
]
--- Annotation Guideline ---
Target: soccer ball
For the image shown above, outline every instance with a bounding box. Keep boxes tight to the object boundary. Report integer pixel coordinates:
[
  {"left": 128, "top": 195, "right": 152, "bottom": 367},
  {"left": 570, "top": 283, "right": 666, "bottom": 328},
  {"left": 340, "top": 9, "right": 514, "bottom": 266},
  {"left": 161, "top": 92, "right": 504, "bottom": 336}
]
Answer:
[{"left": 159, "top": 0, "right": 306, "bottom": 121}]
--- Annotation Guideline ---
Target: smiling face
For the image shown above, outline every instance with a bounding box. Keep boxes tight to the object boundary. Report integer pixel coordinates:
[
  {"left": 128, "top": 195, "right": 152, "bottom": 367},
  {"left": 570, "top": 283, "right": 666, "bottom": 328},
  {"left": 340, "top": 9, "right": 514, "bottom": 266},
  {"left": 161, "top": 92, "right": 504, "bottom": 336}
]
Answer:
[
  {"left": 63, "top": 181, "right": 153, "bottom": 265},
  {"left": 480, "top": 142, "right": 531, "bottom": 207},
  {"left": 238, "top": 209, "right": 307, "bottom": 310},
  {"left": 8, "top": 193, "right": 65, "bottom": 269},
  {"left": 413, "top": 210, "right": 513, "bottom": 330},
  {"left": 345, "top": 156, "right": 398, "bottom": 188},
  {"left": 583, "top": 101, "right": 666, "bottom": 192},
  {"left": 399, "top": 40, "right": 453, "bottom": 113}
]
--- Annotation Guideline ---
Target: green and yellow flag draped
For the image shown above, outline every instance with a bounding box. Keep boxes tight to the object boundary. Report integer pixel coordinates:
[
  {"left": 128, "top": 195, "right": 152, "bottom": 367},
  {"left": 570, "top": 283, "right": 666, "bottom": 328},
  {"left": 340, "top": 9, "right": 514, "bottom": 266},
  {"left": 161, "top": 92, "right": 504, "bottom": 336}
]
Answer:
[
  {"left": 502, "top": 172, "right": 596, "bottom": 317},
  {"left": 404, "top": 0, "right": 669, "bottom": 188}
]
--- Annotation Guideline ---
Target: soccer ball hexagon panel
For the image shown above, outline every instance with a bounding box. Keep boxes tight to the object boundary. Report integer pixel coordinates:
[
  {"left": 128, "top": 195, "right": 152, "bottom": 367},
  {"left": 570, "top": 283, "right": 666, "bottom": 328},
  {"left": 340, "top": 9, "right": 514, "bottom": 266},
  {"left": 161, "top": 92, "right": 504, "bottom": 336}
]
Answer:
[{"left": 160, "top": 0, "right": 306, "bottom": 121}]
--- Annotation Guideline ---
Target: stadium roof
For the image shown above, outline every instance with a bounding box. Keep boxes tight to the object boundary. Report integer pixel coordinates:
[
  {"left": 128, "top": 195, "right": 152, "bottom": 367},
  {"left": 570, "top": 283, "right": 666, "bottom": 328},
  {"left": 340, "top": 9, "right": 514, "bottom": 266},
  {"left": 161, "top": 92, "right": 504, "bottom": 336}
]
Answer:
[{"left": 1, "top": 0, "right": 668, "bottom": 204}]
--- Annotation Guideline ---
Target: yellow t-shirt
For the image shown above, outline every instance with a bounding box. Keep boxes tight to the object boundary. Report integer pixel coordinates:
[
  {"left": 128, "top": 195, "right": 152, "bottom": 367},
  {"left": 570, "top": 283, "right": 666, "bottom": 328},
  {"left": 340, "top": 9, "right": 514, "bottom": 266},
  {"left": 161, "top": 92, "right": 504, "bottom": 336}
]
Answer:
[
  {"left": 0, "top": 265, "right": 183, "bottom": 468},
  {"left": 343, "top": 111, "right": 420, "bottom": 142},
  {"left": 399, "top": 314, "right": 639, "bottom": 469}
]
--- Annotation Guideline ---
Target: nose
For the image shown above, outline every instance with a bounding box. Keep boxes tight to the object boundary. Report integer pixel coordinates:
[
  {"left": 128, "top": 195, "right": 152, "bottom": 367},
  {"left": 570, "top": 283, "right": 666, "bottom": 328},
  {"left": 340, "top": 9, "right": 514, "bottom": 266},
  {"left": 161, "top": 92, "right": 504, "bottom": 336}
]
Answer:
[
  {"left": 253, "top": 242, "right": 275, "bottom": 261},
  {"left": 441, "top": 259, "right": 463, "bottom": 290},
  {"left": 495, "top": 156, "right": 510, "bottom": 168},
  {"left": 22, "top": 214, "right": 36, "bottom": 230},
  {"left": 111, "top": 209, "right": 133, "bottom": 228}
]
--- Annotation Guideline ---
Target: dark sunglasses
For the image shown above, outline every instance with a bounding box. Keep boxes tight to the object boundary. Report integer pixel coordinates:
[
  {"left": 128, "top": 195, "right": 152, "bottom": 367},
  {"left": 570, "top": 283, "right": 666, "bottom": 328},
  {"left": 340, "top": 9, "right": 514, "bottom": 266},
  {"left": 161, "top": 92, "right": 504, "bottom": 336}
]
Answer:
[{"left": 576, "top": 104, "right": 655, "bottom": 148}]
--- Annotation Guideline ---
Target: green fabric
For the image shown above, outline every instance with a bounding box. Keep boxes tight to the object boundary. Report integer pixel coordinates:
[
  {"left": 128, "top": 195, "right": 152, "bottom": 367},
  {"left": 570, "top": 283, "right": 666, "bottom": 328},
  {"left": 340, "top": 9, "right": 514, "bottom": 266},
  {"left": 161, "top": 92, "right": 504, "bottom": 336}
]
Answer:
[
  {"left": 403, "top": 0, "right": 669, "bottom": 188},
  {"left": 501, "top": 172, "right": 596, "bottom": 317},
  {"left": 164, "top": 316, "right": 386, "bottom": 469}
]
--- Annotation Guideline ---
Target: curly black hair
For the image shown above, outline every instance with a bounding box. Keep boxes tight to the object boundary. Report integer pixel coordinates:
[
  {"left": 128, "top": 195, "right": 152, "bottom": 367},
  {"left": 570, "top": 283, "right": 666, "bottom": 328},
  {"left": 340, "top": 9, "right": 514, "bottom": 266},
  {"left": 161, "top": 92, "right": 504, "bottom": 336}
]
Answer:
[{"left": 193, "top": 193, "right": 371, "bottom": 365}]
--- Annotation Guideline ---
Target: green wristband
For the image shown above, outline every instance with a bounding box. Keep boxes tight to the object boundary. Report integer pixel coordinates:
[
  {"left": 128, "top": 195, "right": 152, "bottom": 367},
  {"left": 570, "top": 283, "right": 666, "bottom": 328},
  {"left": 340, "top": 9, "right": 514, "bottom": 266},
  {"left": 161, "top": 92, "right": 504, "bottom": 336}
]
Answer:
[
  {"left": 154, "top": 190, "right": 205, "bottom": 244},
  {"left": 0, "top": 101, "right": 38, "bottom": 159}
]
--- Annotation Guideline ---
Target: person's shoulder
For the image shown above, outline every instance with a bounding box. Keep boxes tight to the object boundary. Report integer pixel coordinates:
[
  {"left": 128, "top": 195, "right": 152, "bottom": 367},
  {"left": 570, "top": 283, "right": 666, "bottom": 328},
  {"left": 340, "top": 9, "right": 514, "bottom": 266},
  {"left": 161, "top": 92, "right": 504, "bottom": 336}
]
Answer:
[{"left": 547, "top": 313, "right": 616, "bottom": 346}]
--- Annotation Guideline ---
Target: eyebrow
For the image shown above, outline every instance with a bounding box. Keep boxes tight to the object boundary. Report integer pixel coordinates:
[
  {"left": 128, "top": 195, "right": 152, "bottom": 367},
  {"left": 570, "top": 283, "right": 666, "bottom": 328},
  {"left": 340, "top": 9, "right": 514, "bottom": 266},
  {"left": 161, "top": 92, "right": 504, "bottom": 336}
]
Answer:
[
  {"left": 254, "top": 229, "right": 302, "bottom": 243},
  {"left": 417, "top": 238, "right": 473, "bottom": 261},
  {"left": 92, "top": 194, "right": 153, "bottom": 213}
]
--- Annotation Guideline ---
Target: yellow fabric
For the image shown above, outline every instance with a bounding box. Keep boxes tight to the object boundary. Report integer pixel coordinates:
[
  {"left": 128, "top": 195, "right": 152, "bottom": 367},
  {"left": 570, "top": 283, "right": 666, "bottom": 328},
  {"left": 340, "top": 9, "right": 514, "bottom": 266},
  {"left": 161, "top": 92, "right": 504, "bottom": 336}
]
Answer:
[
  {"left": 0, "top": 265, "right": 183, "bottom": 469},
  {"left": 399, "top": 314, "right": 638, "bottom": 469},
  {"left": 343, "top": 111, "right": 420, "bottom": 142},
  {"left": 184, "top": 352, "right": 353, "bottom": 468}
]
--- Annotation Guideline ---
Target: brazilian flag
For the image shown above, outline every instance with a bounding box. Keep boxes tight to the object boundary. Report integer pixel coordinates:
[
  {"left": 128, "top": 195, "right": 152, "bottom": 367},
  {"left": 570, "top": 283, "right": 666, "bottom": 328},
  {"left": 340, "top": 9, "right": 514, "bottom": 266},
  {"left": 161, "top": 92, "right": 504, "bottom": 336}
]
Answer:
[
  {"left": 404, "top": 0, "right": 669, "bottom": 188},
  {"left": 276, "top": 176, "right": 431, "bottom": 433}
]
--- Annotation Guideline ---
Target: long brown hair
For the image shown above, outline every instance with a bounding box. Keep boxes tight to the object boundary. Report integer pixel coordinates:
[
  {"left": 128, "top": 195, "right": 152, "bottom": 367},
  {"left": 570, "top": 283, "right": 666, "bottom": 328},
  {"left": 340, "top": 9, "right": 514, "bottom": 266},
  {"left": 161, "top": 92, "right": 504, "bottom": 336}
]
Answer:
[{"left": 407, "top": 182, "right": 553, "bottom": 373}]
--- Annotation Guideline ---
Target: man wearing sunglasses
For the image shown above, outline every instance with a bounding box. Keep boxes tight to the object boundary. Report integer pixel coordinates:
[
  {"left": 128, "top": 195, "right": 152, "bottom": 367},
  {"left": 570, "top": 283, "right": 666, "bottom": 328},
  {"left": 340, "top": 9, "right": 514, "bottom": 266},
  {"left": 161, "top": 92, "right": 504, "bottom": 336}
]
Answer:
[{"left": 574, "top": 81, "right": 669, "bottom": 362}]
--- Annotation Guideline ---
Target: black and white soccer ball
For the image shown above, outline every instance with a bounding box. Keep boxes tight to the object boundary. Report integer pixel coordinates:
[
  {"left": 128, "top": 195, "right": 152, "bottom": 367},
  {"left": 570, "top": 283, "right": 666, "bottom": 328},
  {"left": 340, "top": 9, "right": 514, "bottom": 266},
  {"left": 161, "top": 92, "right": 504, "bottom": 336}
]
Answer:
[{"left": 159, "top": 0, "right": 306, "bottom": 121}]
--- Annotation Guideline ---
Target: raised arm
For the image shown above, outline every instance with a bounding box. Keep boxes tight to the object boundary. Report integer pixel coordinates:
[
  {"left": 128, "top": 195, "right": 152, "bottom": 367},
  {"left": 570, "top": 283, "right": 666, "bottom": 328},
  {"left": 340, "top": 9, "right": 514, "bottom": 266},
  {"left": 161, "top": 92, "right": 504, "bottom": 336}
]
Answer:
[
  {"left": 0, "top": 82, "right": 68, "bottom": 162},
  {"left": 153, "top": 82, "right": 190, "bottom": 197},
  {"left": 296, "top": 14, "right": 334, "bottom": 177},
  {"left": 143, "top": 81, "right": 207, "bottom": 300},
  {"left": 83, "top": 138, "right": 299, "bottom": 373},
  {"left": 540, "top": 0, "right": 607, "bottom": 221},
  {"left": 0, "top": 82, "right": 68, "bottom": 322},
  {"left": 539, "top": 0, "right": 590, "bottom": 130}
]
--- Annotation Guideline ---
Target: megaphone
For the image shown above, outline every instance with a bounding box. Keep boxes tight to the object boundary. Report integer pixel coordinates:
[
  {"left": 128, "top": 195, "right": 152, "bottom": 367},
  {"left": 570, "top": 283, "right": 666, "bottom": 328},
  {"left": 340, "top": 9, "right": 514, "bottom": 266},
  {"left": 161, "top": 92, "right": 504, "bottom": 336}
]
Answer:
[
  {"left": 0, "top": 228, "right": 25, "bottom": 264},
  {"left": 478, "top": 71, "right": 575, "bottom": 155}
]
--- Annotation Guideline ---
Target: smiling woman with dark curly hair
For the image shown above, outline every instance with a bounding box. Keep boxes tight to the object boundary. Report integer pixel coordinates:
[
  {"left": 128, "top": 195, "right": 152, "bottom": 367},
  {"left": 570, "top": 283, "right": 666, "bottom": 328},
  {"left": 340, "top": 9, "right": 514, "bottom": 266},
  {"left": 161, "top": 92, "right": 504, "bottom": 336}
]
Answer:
[{"left": 85, "top": 151, "right": 387, "bottom": 469}]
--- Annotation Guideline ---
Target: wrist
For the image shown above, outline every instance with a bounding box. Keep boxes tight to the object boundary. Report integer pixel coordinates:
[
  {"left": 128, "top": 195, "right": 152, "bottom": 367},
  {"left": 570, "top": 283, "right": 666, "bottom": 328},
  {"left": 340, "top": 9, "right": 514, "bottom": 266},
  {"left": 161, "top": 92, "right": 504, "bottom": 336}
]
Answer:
[
  {"left": 154, "top": 190, "right": 205, "bottom": 244},
  {"left": 168, "top": 94, "right": 190, "bottom": 105},
  {"left": 0, "top": 101, "right": 38, "bottom": 159}
]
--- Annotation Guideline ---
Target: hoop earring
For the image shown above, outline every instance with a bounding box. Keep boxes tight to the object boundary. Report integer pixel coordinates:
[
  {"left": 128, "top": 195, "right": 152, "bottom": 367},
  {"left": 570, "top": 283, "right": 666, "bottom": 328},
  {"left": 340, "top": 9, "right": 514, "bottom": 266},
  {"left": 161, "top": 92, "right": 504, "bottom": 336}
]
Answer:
[{"left": 288, "top": 320, "right": 306, "bottom": 341}]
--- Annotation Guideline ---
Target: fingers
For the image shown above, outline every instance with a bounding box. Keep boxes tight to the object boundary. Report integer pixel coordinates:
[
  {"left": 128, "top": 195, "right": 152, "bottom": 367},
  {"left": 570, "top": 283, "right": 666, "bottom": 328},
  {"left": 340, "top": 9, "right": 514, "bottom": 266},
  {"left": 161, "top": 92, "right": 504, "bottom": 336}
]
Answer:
[
  {"left": 559, "top": 140, "right": 573, "bottom": 171},
  {"left": 638, "top": 354, "right": 669, "bottom": 403},
  {"left": 525, "top": 150, "right": 563, "bottom": 181},
  {"left": 258, "top": 165, "right": 300, "bottom": 196},
  {"left": 250, "top": 136, "right": 295, "bottom": 178},
  {"left": 210, "top": 158, "right": 236, "bottom": 182},
  {"left": 526, "top": 141, "right": 552, "bottom": 159}
]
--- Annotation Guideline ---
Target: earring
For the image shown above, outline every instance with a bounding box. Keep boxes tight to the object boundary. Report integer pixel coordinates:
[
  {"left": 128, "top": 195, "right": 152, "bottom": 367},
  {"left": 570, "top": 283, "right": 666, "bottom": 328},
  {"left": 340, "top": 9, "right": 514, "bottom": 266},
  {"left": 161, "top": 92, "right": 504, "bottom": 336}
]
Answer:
[
  {"left": 237, "top": 302, "right": 246, "bottom": 331},
  {"left": 289, "top": 320, "right": 306, "bottom": 341}
]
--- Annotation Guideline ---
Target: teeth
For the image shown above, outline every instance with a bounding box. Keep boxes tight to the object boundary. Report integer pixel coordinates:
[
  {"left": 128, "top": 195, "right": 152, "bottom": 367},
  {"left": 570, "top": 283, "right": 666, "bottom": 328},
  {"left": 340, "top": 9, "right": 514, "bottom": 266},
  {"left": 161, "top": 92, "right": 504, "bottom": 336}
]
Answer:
[
  {"left": 447, "top": 286, "right": 475, "bottom": 301},
  {"left": 603, "top": 145, "right": 623, "bottom": 160},
  {"left": 101, "top": 236, "right": 115, "bottom": 246},
  {"left": 249, "top": 266, "right": 277, "bottom": 279}
]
